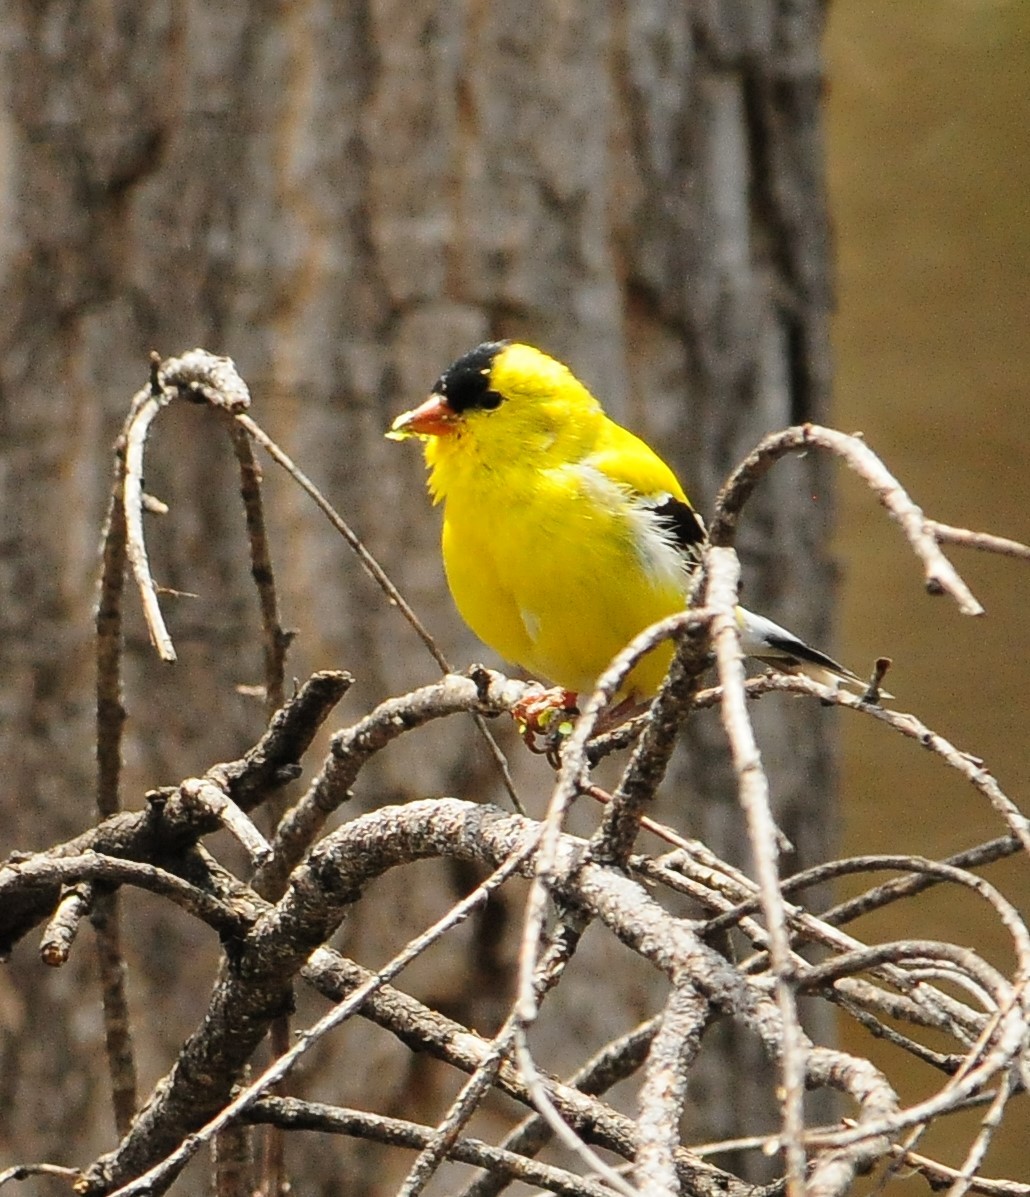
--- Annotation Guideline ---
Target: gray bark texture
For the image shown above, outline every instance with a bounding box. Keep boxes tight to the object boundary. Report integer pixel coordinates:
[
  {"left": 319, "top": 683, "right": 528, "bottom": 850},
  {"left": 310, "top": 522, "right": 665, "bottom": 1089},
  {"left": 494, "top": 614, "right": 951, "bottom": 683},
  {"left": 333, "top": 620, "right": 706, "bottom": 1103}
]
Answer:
[{"left": 0, "top": 1, "right": 836, "bottom": 1191}]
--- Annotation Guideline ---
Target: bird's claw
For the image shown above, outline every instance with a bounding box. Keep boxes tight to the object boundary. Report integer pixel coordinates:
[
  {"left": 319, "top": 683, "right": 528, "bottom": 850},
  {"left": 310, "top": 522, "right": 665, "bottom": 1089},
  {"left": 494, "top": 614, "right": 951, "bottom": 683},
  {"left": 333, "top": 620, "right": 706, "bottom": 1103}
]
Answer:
[{"left": 512, "top": 689, "right": 580, "bottom": 763}]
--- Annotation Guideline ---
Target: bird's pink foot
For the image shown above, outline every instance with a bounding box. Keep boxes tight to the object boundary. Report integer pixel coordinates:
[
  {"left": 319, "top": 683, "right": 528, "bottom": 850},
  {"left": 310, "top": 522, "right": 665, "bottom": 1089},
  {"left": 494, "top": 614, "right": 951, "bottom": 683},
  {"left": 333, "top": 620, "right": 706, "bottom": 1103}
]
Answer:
[{"left": 511, "top": 688, "right": 580, "bottom": 757}]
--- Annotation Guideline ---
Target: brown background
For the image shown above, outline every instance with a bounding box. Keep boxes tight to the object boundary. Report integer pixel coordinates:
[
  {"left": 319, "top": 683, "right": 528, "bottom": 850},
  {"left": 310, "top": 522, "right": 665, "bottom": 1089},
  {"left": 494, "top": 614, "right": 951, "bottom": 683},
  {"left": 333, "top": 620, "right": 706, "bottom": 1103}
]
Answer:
[{"left": 829, "top": 2, "right": 1029, "bottom": 1182}]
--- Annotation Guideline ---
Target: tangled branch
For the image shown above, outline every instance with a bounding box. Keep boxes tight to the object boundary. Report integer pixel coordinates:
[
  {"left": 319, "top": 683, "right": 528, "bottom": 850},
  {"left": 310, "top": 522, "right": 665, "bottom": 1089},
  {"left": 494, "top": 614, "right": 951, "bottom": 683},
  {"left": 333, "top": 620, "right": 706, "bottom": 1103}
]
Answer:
[{"left": 2, "top": 351, "right": 1027, "bottom": 1197}]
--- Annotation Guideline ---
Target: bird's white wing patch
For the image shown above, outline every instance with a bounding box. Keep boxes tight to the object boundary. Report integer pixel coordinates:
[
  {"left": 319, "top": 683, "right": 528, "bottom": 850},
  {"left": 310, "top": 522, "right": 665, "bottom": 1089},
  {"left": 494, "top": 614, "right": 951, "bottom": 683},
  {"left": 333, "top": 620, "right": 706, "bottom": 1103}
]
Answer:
[
  {"left": 571, "top": 466, "right": 691, "bottom": 593},
  {"left": 625, "top": 491, "right": 694, "bottom": 590}
]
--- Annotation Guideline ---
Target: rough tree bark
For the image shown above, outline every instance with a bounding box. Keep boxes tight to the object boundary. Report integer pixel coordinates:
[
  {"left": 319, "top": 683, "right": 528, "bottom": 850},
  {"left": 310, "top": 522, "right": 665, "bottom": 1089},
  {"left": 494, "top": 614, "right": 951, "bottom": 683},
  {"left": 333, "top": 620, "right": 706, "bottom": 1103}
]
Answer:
[{"left": 0, "top": 1, "right": 835, "bottom": 1190}]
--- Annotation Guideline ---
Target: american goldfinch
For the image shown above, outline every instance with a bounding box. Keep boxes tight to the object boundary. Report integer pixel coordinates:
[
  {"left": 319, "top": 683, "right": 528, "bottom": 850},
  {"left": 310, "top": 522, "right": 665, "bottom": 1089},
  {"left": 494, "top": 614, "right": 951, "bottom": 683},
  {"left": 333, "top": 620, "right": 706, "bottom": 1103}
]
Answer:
[{"left": 388, "top": 341, "right": 866, "bottom": 706}]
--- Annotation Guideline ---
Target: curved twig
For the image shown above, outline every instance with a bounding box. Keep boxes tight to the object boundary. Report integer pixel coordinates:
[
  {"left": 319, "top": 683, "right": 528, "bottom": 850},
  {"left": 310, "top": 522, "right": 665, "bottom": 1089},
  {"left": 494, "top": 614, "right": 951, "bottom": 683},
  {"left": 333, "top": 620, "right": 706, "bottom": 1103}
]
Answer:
[
  {"left": 709, "top": 424, "right": 985, "bottom": 615},
  {"left": 122, "top": 385, "right": 176, "bottom": 662},
  {"left": 256, "top": 668, "right": 533, "bottom": 898},
  {"left": 0, "top": 853, "right": 250, "bottom": 939}
]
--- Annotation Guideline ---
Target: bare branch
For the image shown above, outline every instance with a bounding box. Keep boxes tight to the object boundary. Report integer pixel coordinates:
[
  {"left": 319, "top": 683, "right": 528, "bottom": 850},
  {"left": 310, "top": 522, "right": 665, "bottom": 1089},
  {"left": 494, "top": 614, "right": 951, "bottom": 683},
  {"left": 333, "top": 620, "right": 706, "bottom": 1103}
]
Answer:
[
  {"left": 712, "top": 672, "right": 1030, "bottom": 857},
  {"left": 707, "top": 546, "right": 807, "bottom": 1194},
  {"left": 456, "top": 1017, "right": 660, "bottom": 1197},
  {"left": 589, "top": 611, "right": 715, "bottom": 862},
  {"left": 121, "top": 379, "right": 176, "bottom": 662},
  {"left": 40, "top": 881, "right": 95, "bottom": 966},
  {"left": 395, "top": 916, "right": 585, "bottom": 1197},
  {"left": 0, "top": 1163, "right": 80, "bottom": 1190},
  {"left": 928, "top": 520, "right": 1030, "bottom": 562},
  {"left": 12, "top": 351, "right": 1030, "bottom": 1197},
  {"left": 0, "top": 671, "right": 349, "bottom": 957},
  {"left": 819, "top": 836, "right": 1023, "bottom": 928},
  {"left": 246, "top": 1096, "right": 616, "bottom": 1197},
  {"left": 227, "top": 420, "right": 288, "bottom": 718},
  {"left": 302, "top": 952, "right": 753, "bottom": 1197},
  {"left": 257, "top": 669, "right": 532, "bottom": 898},
  {"left": 709, "top": 424, "right": 985, "bottom": 615},
  {"left": 1, "top": 853, "right": 252, "bottom": 939},
  {"left": 90, "top": 838, "right": 536, "bottom": 1197},
  {"left": 881, "top": 1130, "right": 1030, "bottom": 1196},
  {"left": 634, "top": 983, "right": 708, "bottom": 1197}
]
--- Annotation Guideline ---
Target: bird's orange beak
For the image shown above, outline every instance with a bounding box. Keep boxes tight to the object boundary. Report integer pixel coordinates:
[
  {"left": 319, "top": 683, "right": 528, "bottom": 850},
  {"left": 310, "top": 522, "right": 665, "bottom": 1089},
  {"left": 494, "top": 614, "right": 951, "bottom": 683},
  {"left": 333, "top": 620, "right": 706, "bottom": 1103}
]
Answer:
[{"left": 386, "top": 393, "right": 459, "bottom": 440}]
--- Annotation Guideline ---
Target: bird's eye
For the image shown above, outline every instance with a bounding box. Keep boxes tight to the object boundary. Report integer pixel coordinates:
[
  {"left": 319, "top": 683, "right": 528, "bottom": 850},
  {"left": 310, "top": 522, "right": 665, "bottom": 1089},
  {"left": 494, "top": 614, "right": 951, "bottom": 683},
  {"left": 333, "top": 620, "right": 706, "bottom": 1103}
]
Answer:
[{"left": 479, "top": 390, "right": 503, "bottom": 411}]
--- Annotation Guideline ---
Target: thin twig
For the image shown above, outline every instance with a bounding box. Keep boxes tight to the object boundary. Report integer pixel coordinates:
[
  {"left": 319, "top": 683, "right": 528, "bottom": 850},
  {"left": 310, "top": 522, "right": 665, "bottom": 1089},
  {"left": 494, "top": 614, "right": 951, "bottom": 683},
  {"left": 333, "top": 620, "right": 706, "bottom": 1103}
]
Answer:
[
  {"left": 122, "top": 383, "right": 176, "bottom": 661},
  {"left": 725, "top": 851, "right": 1030, "bottom": 991},
  {"left": 227, "top": 420, "right": 288, "bottom": 718},
  {"left": 247, "top": 1097, "right": 616, "bottom": 1197},
  {"left": 96, "top": 472, "right": 129, "bottom": 818},
  {"left": 710, "top": 424, "right": 985, "bottom": 615},
  {"left": 802, "top": 994, "right": 1026, "bottom": 1151},
  {"left": 944, "top": 1064, "right": 1018, "bottom": 1197},
  {"left": 517, "top": 609, "right": 710, "bottom": 1028},
  {"left": 94, "top": 441, "right": 138, "bottom": 1136},
  {"left": 819, "top": 836, "right": 1022, "bottom": 928},
  {"left": 888, "top": 1133, "right": 1030, "bottom": 1196},
  {"left": 303, "top": 950, "right": 748, "bottom": 1197},
  {"left": 642, "top": 848, "right": 989, "bottom": 1050},
  {"left": 456, "top": 1017, "right": 660, "bottom": 1197},
  {"left": 715, "top": 672, "right": 1030, "bottom": 858},
  {"left": 590, "top": 612, "right": 715, "bottom": 863},
  {"left": 91, "top": 893, "right": 138, "bottom": 1136},
  {"left": 2, "top": 853, "right": 252, "bottom": 938},
  {"left": 928, "top": 520, "right": 1030, "bottom": 562},
  {"left": 180, "top": 778, "right": 272, "bottom": 869},
  {"left": 234, "top": 413, "right": 445, "bottom": 670},
  {"left": 706, "top": 547, "right": 807, "bottom": 1195},
  {"left": 510, "top": 612, "right": 711, "bottom": 1197},
  {"left": 256, "top": 669, "right": 533, "bottom": 898},
  {"left": 795, "top": 939, "right": 1013, "bottom": 1011},
  {"left": 0, "top": 1163, "right": 80, "bottom": 1190},
  {"left": 211, "top": 1120, "right": 253, "bottom": 1197},
  {"left": 396, "top": 916, "right": 585, "bottom": 1197}
]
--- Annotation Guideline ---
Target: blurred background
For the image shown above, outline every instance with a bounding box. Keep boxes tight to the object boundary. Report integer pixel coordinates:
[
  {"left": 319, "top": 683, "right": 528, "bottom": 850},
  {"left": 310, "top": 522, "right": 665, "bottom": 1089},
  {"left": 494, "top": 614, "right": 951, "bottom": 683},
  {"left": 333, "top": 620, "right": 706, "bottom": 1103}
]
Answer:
[
  {"left": 829, "top": 3, "right": 1029, "bottom": 1181},
  {"left": 0, "top": 0, "right": 1026, "bottom": 1191}
]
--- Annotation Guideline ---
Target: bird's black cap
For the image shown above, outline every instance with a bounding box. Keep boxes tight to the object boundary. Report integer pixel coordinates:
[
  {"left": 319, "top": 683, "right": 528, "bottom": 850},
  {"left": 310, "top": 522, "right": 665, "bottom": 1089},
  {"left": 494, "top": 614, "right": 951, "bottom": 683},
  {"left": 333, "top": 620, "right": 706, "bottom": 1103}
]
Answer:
[{"left": 434, "top": 341, "right": 510, "bottom": 413}]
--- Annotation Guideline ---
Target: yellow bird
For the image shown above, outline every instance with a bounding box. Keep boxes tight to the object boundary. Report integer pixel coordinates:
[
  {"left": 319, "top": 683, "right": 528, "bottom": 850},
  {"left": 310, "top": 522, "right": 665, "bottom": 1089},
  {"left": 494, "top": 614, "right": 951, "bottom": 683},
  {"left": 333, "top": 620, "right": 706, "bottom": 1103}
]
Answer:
[{"left": 389, "top": 341, "right": 866, "bottom": 715}]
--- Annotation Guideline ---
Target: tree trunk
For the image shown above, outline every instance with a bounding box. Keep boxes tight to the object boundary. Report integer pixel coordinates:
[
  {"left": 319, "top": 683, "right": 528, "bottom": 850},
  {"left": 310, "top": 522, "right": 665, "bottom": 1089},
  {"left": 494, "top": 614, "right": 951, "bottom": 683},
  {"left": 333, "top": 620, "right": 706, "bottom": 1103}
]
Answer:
[{"left": 0, "top": 1, "right": 835, "bottom": 1189}]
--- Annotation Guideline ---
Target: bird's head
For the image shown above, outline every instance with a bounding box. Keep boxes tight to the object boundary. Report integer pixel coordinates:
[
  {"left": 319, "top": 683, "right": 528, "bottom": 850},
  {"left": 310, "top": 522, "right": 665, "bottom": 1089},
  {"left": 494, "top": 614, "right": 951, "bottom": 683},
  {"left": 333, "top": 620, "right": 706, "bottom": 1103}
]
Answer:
[{"left": 387, "top": 341, "right": 602, "bottom": 467}]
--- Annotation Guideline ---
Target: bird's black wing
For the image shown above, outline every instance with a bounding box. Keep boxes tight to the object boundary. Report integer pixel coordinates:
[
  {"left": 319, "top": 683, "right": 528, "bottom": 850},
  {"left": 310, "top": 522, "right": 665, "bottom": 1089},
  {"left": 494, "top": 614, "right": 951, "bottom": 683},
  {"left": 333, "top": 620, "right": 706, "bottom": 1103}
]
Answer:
[{"left": 647, "top": 495, "right": 707, "bottom": 567}]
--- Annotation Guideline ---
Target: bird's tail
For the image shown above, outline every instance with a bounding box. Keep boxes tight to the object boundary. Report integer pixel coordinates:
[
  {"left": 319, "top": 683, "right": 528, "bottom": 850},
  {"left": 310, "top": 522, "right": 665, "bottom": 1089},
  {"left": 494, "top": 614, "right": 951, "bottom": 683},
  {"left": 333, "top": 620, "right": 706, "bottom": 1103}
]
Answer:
[{"left": 735, "top": 608, "right": 889, "bottom": 697}]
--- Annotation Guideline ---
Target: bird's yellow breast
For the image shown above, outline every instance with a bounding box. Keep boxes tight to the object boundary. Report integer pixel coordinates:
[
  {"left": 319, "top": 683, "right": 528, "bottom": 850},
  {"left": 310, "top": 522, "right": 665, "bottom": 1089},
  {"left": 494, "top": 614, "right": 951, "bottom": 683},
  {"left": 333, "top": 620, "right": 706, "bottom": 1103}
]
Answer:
[{"left": 431, "top": 433, "right": 687, "bottom": 697}]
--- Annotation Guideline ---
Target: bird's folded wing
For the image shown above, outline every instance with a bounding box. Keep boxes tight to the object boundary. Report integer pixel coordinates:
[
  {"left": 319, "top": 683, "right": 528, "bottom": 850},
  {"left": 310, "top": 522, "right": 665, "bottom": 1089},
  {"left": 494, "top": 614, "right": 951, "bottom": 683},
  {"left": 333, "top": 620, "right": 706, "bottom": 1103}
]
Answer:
[{"left": 580, "top": 428, "right": 708, "bottom": 562}]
